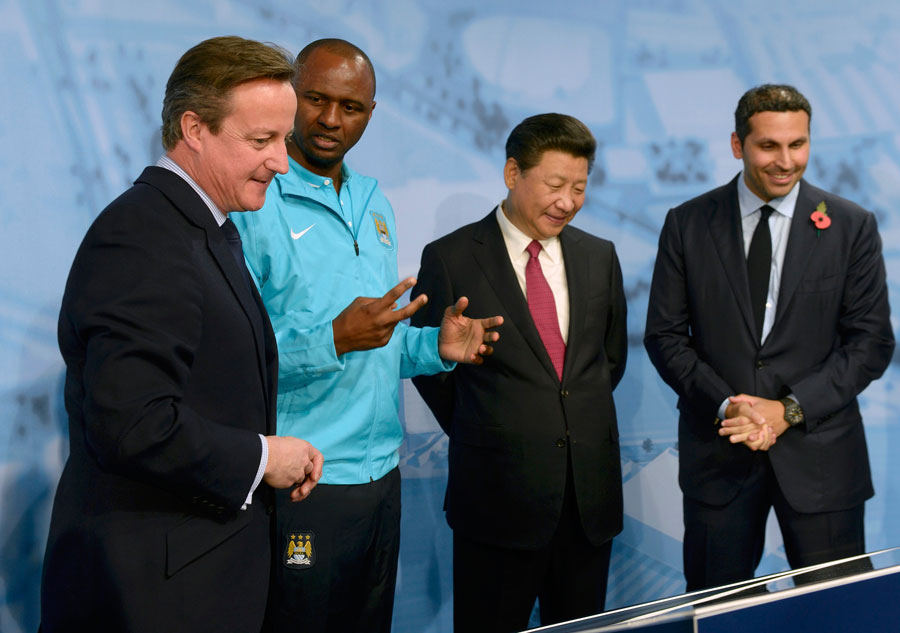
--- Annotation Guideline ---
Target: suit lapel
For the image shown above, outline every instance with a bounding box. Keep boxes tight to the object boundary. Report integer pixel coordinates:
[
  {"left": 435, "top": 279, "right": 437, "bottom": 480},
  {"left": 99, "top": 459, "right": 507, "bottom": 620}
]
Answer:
[
  {"left": 708, "top": 177, "right": 757, "bottom": 339},
  {"left": 206, "top": 227, "right": 271, "bottom": 392},
  {"left": 471, "top": 212, "right": 560, "bottom": 383},
  {"left": 774, "top": 180, "right": 819, "bottom": 326},
  {"left": 137, "top": 167, "right": 273, "bottom": 413},
  {"left": 560, "top": 228, "right": 585, "bottom": 384}
]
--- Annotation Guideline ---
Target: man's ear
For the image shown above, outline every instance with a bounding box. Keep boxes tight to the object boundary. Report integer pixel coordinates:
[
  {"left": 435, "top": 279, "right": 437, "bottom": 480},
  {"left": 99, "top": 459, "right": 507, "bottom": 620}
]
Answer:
[
  {"left": 503, "top": 158, "right": 520, "bottom": 190},
  {"left": 180, "top": 111, "right": 205, "bottom": 152},
  {"left": 730, "top": 132, "right": 743, "bottom": 160}
]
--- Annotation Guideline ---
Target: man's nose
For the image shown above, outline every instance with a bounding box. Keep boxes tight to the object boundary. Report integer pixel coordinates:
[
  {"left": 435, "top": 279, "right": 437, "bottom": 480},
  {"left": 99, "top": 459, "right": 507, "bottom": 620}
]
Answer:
[{"left": 318, "top": 102, "right": 340, "bottom": 129}]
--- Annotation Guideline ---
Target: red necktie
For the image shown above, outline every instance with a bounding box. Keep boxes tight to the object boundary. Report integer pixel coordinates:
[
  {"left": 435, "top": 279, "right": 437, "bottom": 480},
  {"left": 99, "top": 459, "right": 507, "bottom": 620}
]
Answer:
[{"left": 525, "top": 240, "right": 566, "bottom": 381}]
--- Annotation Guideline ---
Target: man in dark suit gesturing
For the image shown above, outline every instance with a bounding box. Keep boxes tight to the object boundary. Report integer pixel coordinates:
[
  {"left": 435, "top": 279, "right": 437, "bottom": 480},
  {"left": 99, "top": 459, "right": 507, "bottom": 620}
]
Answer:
[
  {"left": 411, "top": 113, "right": 627, "bottom": 632},
  {"left": 41, "top": 36, "right": 323, "bottom": 633},
  {"left": 644, "top": 84, "right": 894, "bottom": 591}
]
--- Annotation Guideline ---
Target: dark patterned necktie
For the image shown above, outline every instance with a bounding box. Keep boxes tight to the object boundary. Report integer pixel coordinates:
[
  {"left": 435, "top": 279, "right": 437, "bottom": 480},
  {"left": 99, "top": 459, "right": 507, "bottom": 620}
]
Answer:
[
  {"left": 220, "top": 217, "right": 255, "bottom": 292},
  {"left": 747, "top": 205, "right": 774, "bottom": 342},
  {"left": 525, "top": 240, "right": 566, "bottom": 380}
]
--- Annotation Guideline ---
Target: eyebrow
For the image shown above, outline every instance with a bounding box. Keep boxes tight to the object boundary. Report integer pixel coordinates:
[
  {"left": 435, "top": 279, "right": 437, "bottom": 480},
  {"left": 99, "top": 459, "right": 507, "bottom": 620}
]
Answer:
[
  {"left": 545, "top": 174, "right": 588, "bottom": 184},
  {"left": 245, "top": 128, "right": 286, "bottom": 138},
  {"left": 304, "top": 90, "right": 367, "bottom": 109},
  {"left": 756, "top": 134, "right": 809, "bottom": 143}
]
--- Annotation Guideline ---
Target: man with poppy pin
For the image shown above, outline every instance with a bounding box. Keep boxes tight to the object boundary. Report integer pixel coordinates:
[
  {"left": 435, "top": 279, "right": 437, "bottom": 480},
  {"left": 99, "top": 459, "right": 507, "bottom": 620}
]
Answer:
[
  {"left": 230, "top": 38, "right": 502, "bottom": 632},
  {"left": 645, "top": 83, "right": 894, "bottom": 590}
]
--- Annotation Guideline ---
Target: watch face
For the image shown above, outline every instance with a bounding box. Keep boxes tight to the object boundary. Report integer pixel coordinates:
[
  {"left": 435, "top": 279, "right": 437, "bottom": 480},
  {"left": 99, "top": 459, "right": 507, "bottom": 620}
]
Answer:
[
  {"left": 781, "top": 398, "right": 803, "bottom": 426},
  {"left": 784, "top": 401, "right": 803, "bottom": 426}
]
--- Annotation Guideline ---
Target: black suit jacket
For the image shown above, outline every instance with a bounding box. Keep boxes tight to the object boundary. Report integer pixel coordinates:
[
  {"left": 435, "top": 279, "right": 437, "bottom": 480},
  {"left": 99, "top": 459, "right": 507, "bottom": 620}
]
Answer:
[
  {"left": 411, "top": 210, "right": 627, "bottom": 550},
  {"left": 644, "top": 176, "right": 894, "bottom": 513},
  {"left": 42, "top": 167, "right": 278, "bottom": 633}
]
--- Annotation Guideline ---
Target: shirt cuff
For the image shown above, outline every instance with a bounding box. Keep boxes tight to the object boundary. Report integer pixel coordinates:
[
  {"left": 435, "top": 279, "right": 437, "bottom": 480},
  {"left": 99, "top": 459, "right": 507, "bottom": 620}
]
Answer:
[
  {"left": 241, "top": 434, "right": 268, "bottom": 510},
  {"left": 717, "top": 397, "right": 730, "bottom": 421}
]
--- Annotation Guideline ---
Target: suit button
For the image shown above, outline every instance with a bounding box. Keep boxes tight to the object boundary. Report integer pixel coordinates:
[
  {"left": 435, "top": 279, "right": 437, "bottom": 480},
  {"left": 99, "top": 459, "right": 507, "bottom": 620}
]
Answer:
[
  {"left": 756, "top": 361, "right": 766, "bottom": 369},
  {"left": 556, "top": 438, "right": 567, "bottom": 448},
  {"left": 560, "top": 389, "right": 569, "bottom": 398}
]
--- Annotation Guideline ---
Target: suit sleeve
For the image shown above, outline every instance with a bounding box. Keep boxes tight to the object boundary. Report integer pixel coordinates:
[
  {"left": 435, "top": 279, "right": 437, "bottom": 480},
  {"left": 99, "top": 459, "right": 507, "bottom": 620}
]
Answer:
[
  {"left": 788, "top": 211, "right": 894, "bottom": 428},
  {"left": 410, "top": 242, "right": 457, "bottom": 434},
  {"left": 64, "top": 206, "right": 262, "bottom": 510},
  {"left": 644, "top": 208, "right": 736, "bottom": 418},
  {"left": 606, "top": 244, "right": 628, "bottom": 390}
]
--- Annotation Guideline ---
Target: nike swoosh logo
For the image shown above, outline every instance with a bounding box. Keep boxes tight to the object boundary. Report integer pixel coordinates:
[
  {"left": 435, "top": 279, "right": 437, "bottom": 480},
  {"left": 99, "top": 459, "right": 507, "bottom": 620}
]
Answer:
[{"left": 291, "top": 224, "right": 315, "bottom": 240}]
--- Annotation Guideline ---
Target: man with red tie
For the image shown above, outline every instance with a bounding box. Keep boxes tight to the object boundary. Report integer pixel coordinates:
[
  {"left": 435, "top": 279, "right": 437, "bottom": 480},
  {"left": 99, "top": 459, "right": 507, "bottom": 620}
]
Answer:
[{"left": 411, "top": 113, "right": 628, "bottom": 632}]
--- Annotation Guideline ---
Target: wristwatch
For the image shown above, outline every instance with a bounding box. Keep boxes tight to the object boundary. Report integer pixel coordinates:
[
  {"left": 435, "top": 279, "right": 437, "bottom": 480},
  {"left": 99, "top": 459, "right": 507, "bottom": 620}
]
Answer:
[{"left": 780, "top": 397, "right": 805, "bottom": 427}]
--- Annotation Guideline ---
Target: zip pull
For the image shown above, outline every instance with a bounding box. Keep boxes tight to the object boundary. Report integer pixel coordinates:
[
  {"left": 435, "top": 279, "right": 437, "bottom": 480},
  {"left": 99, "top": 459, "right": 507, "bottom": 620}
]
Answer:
[{"left": 354, "top": 240, "right": 359, "bottom": 256}]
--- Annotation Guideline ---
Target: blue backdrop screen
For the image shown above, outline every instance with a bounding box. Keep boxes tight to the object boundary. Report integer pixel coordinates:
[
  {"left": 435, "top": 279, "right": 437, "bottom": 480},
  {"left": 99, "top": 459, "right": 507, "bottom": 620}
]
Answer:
[{"left": 1, "top": 2, "right": 898, "bottom": 632}]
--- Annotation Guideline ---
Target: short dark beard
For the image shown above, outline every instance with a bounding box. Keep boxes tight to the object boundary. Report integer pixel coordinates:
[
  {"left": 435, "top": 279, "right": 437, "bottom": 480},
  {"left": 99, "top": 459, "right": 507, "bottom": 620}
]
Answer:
[{"left": 290, "top": 131, "right": 341, "bottom": 171}]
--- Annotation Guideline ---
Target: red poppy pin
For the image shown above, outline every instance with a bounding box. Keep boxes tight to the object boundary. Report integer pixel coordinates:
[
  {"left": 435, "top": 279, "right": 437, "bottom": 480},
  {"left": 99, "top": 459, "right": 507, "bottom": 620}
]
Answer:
[
  {"left": 810, "top": 201, "right": 831, "bottom": 235},
  {"left": 809, "top": 200, "right": 831, "bottom": 234}
]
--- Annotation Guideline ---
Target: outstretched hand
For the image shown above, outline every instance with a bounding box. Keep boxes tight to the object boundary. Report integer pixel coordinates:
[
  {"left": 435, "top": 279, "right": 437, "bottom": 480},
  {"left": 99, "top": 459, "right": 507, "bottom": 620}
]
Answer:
[
  {"left": 332, "top": 278, "right": 428, "bottom": 356},
  {"left": 437, "top": 297, "right": 503, "bottom": 364}
]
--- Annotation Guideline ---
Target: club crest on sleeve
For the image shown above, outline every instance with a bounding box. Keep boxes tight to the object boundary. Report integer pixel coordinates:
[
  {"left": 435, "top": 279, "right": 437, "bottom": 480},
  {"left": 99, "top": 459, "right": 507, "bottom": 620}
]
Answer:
[
  {"left": 283, "top": 531, "right": 315, "bottom": 569},
  {"left": 370, "top": 211, "right": 393, "bottom": 249}
]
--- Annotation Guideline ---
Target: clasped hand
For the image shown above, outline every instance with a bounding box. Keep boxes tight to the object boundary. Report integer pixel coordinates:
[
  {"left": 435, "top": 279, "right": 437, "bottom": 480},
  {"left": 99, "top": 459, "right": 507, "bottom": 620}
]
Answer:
[{"left": 718, "top": 394, "right": 789, "bottom": 452}]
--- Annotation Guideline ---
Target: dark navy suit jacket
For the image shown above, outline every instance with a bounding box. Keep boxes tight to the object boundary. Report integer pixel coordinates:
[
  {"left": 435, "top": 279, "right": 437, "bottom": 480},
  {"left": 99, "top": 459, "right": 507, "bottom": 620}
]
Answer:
[
  {"left": 42, "top": 167, "right": 278, "bottom": 633},
  {"left": 645, "top": 176, "right": 894, "bottom": 513},
  {"left": 412, "top": 211, "right": 627, "bottom": 550}
]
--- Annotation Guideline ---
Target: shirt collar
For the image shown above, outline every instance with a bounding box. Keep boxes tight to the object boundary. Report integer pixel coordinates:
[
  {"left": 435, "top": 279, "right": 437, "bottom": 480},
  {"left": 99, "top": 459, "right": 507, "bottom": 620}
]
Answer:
[
  {"left": 287, "top": 156, "right": 352, "bottom": 190},
  {"left": 156, "top": 155, "right": 227, "bottom": 226},
  {"left": 736, "top": 170, "right": 799, "bottom": 220},
  {"left": 495, "top": 202, "right": 562, "bottom": 263}
]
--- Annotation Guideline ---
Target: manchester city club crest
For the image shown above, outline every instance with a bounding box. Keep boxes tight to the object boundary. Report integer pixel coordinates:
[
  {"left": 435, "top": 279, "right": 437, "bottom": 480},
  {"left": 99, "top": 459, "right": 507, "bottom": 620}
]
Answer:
[
  {"left": 283, "top": 531, "right": 315, "bottom": 569},
  {"left": 370, "top": 211, "right": 393, "bottom": 249}
]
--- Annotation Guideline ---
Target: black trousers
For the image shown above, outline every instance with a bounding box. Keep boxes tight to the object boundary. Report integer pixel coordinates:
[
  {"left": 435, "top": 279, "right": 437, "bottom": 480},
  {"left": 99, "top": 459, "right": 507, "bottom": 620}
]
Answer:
[
  {"left": 453, "top": 461, "right": 612, "bottom": 633},
  {"left": 683, "top": 454, "right": 866, "bottom": 591},
  {"left": 265, "top": 467, "right": 401, "bottom": 633}
]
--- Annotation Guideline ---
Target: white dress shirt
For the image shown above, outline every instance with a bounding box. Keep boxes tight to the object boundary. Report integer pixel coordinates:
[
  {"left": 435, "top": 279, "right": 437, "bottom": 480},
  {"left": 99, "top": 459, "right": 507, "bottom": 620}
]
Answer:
[
  {"left": 495, "top": 203, "right": 570, "bottom": 343},
  {"left": 737, "top": 171, "right": 799, "bottom": 344}
]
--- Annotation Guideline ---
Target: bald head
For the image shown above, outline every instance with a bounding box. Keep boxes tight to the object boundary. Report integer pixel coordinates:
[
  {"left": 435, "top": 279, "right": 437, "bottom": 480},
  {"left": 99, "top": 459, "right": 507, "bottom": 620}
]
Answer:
[
  {"left": 287, "top": 39, "right": 377, "bottom": 187},
  {"left": 295, "top": 38, "right": 376, "bottom": 98}
]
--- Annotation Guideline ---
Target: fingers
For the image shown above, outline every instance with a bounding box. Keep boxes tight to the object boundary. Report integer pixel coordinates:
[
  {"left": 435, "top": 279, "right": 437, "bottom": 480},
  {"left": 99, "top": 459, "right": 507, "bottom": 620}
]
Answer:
[
  {"left": 392, "top": 293, "right": 427, "bottom": 321},
  {"left": 745, "top": 426, "right": 777, "bottom": 451},
  {"left": 289, "top": 484, "right": 306, "bottom": 502},
  {"left": 447, "top": 296, "right": 469, "bottom": 318},
  {"left": 719, "top": 415, "right": 765, "bottom": 432},
  {"left": 309, "top": 448, "right": 324, "bottom": 482},
  {"left": 379, "top": 278, "right": 417, "bottom": 309},
  {"left": 477, "top": 343, "right": 495, "bottom": 357},
  {"left": 480, "top": 315, "right": 504, "bottom": 330},
  {"left": 724, "top": 429, "right": 755, "bottom": 444}
]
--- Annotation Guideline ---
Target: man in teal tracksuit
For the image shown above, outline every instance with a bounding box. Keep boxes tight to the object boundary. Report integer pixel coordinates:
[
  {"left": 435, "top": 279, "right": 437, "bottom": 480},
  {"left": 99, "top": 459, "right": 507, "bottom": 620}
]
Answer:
[{"left": 232, "top": 39, "right": 501, "bottom": 633}]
